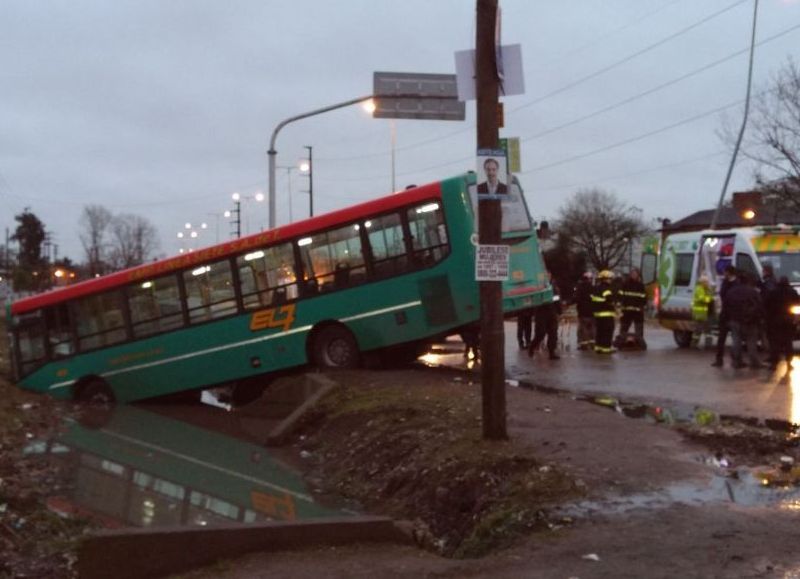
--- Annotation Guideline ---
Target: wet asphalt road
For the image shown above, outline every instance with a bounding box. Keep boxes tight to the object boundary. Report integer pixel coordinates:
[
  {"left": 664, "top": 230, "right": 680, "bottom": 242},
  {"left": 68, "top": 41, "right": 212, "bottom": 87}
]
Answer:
[{"left": 427, "top": 321, "right": 800, "bottom": 424}]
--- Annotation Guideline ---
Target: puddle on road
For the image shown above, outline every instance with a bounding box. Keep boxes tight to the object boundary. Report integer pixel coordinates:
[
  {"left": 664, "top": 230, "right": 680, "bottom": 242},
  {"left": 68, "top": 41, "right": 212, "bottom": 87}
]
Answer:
[
  {"left": 518, "top": 384, "right": 800, "bottom": 516},
  {"left": 24, "top": 405, "right": 348, "bottom": 530},
  {"left": 559, "top": 470, "right": 800, "bottom": 519}
]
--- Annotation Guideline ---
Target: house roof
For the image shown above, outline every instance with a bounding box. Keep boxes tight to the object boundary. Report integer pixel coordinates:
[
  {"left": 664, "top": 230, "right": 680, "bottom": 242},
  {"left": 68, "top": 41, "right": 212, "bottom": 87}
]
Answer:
[{"left": 664, "top": 206, "right": 800, "bottom": 233}]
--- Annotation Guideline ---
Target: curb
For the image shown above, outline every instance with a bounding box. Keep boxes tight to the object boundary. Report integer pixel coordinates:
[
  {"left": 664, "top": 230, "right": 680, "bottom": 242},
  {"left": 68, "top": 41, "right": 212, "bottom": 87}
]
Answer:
[{"left": 77, "top": 515, "right": 411, "bottom": 578}]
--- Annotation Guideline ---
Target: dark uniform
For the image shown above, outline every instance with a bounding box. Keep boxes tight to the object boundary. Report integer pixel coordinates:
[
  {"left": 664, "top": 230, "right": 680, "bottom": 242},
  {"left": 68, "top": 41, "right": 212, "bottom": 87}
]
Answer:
[
  {"left": 592, "top": 272, "right": 616, "bottom": 354},
  {"left": 618, "top": 272, "right": 647, "bottom": 343},
  {"left": 528, "top": 295, "right": 562, "bottom": 360},
  {"left": 574, "top": 275, "right": 595, "bottom": 350}
]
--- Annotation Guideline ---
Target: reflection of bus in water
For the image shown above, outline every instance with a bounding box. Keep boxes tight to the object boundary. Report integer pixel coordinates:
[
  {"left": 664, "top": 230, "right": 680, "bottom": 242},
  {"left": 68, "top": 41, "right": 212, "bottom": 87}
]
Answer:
[
  {"left": 8, "top": 173, "right": 552, "bottom": 403},
  {"left": 28, "top": 406, "right": 341, "bottom": 528}
]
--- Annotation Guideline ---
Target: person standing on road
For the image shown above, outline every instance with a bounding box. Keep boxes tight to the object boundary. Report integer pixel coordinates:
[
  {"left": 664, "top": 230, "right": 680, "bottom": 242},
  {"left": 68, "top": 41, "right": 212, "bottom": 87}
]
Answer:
[
  {"left": 691, "top": 275, "right": 715, "bottom": 348},
  {"left": 769, "top": 276, "right": 799, "bottom": 370},
  {"left": 760, "top": 263, "right": 780, "bottom": 368},
  {"left": 712, "top": 265, "right": 739, "bottom": 367},
  {"left": 529, "top": 285, "right": 562, "bottom": 360},
  {"left": 574, "top": 272, "right": 595, "bottom": 351},
  {"left": 618, "top": 267, "right": 647, "bottom": 347},
  {"left": 724, "top": 273, "right": 764, "bottom": 369},
  {"left": 516, "top": 309, "right": 532, "bottom": 349},
  {"left": 591, "top": 270, "right": 616, "bottom": 354}
]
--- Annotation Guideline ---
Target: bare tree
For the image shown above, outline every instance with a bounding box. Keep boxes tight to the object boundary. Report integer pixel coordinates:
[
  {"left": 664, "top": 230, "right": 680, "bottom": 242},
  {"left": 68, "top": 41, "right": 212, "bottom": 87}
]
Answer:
[
  {"left": 107, "top": 213, "right": 160, "bottom": 270},
  {"left": 723, "top": 58, "right": 800, "bottom": 212},
  {"left": 79, "top": 204, "right": 113, "bottom": 276},
  {"left": 556, "top": 188, "right": 650, "bottom": 271}
]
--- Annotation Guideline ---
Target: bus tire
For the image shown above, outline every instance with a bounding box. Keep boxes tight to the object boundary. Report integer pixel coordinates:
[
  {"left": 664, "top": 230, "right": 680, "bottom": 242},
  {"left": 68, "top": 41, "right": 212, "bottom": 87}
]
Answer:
[
  {"left": 673, "top": 330, "right": 693, "bottom": 349},
  {"left": 75, "top": 378, "right": 116, "bottom": 406},
  {"left": 311, "top": 325, "right": 359, "bottom": 369}
]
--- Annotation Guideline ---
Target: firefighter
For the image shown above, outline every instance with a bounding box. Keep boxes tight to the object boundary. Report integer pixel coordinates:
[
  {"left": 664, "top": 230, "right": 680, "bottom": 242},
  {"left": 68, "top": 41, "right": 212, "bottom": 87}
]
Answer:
[
  {"left": 574, "top": 272, "right": 595, "bottom": 350},
  {"left": 617, "top": 267, "right": 648, "bottom": 348},
  {"left": 592, "top": 270, "right": 616, "bottom": 354}
]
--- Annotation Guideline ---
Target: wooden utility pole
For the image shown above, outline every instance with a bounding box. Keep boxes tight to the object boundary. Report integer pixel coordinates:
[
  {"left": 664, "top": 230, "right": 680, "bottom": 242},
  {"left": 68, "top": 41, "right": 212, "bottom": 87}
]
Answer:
[{"left": 476, "top": 0, "right": 507, "bottom": 440}]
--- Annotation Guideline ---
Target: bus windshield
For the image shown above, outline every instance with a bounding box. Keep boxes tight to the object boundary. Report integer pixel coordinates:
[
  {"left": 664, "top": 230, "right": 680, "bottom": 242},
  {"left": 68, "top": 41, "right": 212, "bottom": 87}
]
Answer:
[{"left": 467, "top": 178, "right": 533, "bottom": 235}]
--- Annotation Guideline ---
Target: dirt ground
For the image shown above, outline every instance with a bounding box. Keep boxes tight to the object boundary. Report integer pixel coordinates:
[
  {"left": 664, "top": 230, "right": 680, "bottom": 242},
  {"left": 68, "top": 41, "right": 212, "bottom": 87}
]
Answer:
[
  {"left": 183, "top": 368, "right": 800, "bottom": 579},
  {"left": 3, "top": 330, "right": 800, "bottom": 578}
]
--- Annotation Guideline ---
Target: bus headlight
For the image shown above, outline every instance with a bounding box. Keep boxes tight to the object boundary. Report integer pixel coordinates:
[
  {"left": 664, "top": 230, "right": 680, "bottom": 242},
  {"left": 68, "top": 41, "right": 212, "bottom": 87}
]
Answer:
[{"left": 791, "top": 305, "right": 800, "bottom": 316}]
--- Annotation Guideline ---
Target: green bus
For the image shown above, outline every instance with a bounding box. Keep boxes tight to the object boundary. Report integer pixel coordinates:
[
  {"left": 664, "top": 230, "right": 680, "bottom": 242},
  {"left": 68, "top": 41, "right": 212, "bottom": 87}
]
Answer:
[{"left": 7, "top": 173, "right": 552, "bottom": 403}]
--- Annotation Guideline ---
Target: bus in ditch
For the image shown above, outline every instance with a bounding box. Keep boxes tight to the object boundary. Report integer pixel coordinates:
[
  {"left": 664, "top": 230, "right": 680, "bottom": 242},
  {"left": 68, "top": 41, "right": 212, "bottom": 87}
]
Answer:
[{"left": 7, "top": 173, "right": 553, "bottom": 404}]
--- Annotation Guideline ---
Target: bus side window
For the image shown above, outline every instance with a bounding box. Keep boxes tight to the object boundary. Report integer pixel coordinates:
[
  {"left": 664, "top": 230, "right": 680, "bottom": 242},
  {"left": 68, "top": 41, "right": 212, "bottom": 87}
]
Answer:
[
  {"left": 300, "top": 223, "right": 365, "bottom": 293},
  {"left": 74, "top": 290, "right": 127, "bottom": 351},
  {"left": 128, "top": 274, "right": 183, "bottom": 338},
  {"left": 44, "top": 304, "right": 74, "bottom": 358},
  {"left": 366, "top": 212, "right": 408, "bottom": 278},
  {"left": 407, "top": 202, "right": 449, "bottom": 267},
  {"left": 236, "top": 243, "right": 299, "bottom": 310},
  {"left": 14, "top": 315, "right": 47, "bottom": 376},
  {"left": 183, "top": 259, "right": 236, "bottom": 323}
]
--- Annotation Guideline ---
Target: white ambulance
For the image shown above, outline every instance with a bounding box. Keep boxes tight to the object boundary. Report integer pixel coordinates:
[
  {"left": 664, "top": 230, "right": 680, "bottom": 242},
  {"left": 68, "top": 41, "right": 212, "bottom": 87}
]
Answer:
[{"left": 654, "top": 225, "right": 800, "bottom": 347}]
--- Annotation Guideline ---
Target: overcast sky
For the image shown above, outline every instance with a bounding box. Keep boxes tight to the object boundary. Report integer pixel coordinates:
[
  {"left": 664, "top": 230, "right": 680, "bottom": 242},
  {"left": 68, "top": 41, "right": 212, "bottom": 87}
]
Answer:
[{"left": 2, "top": 0, "right": 799, "bottom": 261}]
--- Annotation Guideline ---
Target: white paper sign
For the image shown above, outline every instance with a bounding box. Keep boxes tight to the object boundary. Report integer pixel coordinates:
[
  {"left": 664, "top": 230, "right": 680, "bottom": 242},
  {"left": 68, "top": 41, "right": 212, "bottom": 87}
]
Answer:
[{"left": 475, "top": 244, "right": 510, "bottom": 281}]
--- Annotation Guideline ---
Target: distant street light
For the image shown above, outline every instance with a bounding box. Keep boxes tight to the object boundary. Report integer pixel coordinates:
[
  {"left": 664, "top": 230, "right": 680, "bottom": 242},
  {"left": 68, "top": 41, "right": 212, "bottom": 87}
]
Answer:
[{"left": 227, "top": 191, "right": 264, "bottom": 238}]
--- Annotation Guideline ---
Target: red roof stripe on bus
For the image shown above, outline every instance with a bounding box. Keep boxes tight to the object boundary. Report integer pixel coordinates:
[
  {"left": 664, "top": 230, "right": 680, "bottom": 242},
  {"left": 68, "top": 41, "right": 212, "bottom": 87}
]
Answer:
[{"left": 11, "top": 181, "right": 445, "bottom": 315}]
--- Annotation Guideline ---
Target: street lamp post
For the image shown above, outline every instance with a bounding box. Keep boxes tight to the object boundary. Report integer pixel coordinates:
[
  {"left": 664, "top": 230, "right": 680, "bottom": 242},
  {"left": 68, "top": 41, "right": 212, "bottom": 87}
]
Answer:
[
  {"left": 228, "top": 191, "right": 264, "bottom": 238},
  {"left": 267, "top": 95, "right": 373, "bottom": 229},
  {"left": 277, "top": 166, "right": 300, "bottom": 223},
  {"left": 304, "top": 146, "right": 313, "bottom": 218}
]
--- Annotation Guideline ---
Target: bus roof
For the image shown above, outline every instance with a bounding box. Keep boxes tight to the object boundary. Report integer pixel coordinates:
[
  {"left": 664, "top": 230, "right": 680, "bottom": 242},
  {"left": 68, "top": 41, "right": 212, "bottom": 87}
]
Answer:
[{"left": 11, "top": 179, "right": 449, "bottom": 316}]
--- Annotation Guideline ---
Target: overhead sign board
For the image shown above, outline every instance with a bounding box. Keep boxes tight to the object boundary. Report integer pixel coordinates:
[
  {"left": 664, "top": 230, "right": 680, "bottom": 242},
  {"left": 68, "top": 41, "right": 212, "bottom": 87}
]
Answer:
[
  {"left": 373, "top": 72, "right": 466, "bottom": 121},
  {"left": 475, "top": 244, "right": 510, "bottom": 281}
]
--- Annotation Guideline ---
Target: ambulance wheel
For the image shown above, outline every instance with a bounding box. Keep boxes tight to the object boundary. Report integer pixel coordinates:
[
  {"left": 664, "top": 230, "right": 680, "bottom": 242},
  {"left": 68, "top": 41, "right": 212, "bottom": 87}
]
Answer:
[{"left": 673, "top": 330, "right": 693, "bottom": 349}]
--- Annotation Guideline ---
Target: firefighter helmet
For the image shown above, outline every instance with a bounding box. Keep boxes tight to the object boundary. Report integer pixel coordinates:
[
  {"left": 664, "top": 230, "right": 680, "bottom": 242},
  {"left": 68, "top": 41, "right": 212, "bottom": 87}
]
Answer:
[{"left": 598, "top": 270, "right": 614, "bottom": 280}]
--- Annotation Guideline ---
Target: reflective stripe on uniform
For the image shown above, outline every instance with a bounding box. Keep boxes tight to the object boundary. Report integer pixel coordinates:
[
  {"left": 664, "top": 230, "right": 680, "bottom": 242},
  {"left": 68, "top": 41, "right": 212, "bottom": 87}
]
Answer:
[{"left": 594, "top": 311, "right": 615, "bottom": 317}]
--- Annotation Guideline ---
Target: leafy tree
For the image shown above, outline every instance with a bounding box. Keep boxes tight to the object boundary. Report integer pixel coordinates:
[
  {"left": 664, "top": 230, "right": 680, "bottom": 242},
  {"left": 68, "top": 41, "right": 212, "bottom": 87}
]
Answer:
[
  {"left": 11, "top": 208, "right": 47, "bottom": 291},
  {"left": 723, "top": 58, "right": 800, "bottom": 212},
  {"left": 107, "top": 213, "right": 160, "bottom": 270},
  {"left": 556, "top": 188, "right": 649, "bottom": 272},
  {"left": 79, "top": 204, "right": 113, "bottom": 276},
  {"left": 11, "top": 208, "right": 45, "bottom": 267}
]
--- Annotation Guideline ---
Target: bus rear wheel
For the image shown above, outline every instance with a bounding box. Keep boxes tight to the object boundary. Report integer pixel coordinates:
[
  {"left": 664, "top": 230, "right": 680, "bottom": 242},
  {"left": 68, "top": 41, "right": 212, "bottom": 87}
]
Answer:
[{"left": 312, "top": 326, "right": 359, "bottom": 369}]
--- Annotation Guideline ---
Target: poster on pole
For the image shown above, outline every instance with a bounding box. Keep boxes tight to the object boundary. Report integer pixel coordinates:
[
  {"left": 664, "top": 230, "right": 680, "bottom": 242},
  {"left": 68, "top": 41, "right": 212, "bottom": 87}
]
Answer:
[
  {"left": 475, "top": 244, "right": 510, "bottom": 281},
  {"left": 476, "top": 149, "right": 508, "bottom": 199}
]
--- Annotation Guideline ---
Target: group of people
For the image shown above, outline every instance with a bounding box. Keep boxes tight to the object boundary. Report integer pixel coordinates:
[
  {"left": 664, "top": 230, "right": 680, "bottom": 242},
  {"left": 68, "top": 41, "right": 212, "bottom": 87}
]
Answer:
[
  {"left": 572, "top": 268, "right": 648, "bottom": 354},
  {"left": 514, "top": 263, "right": 798, "bottom": 366},
  {"left": 694, "top": 264, "right": 799, "bottom": 370}
]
